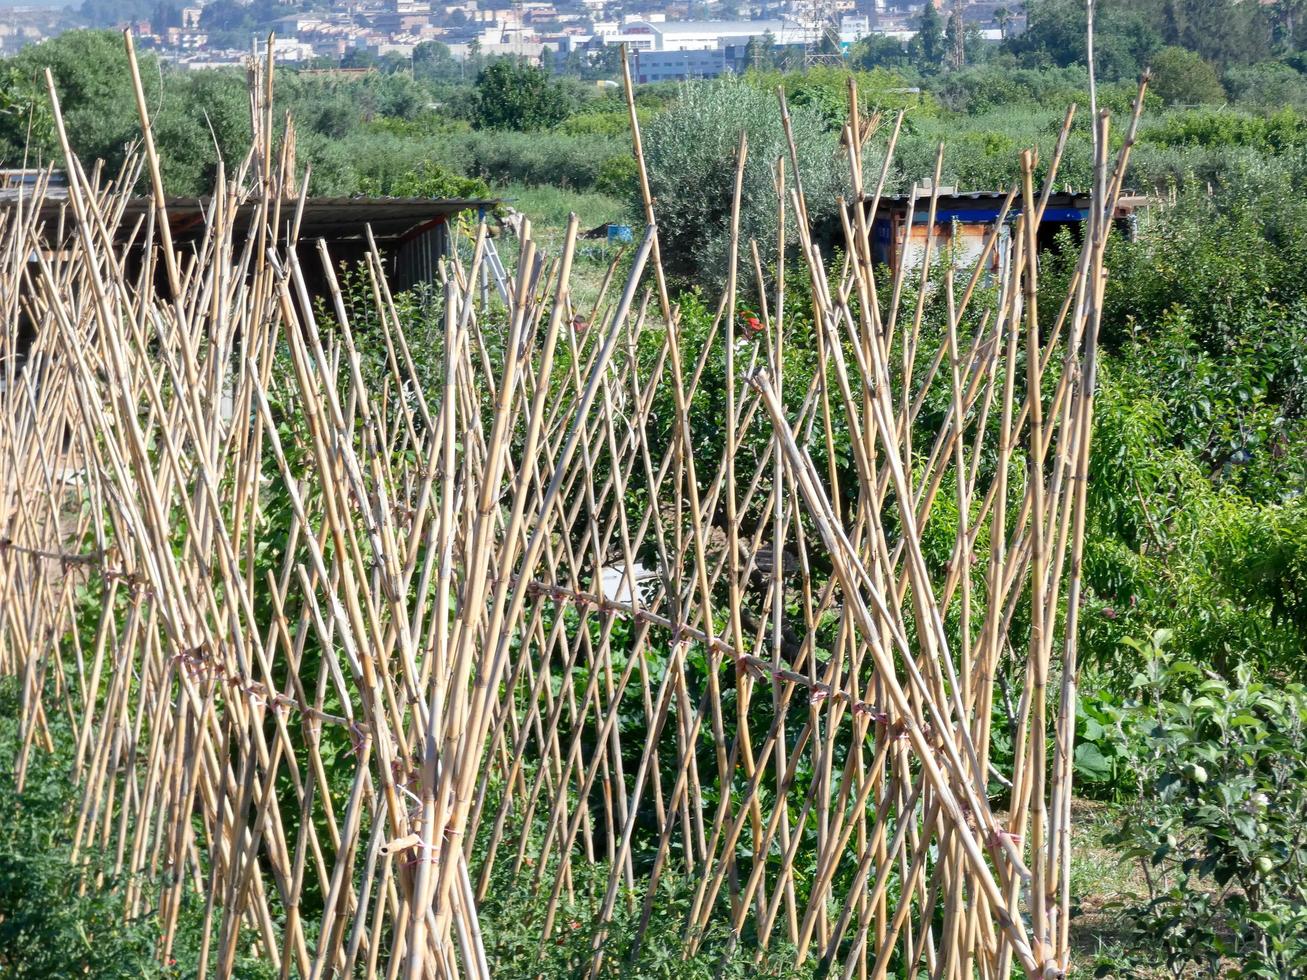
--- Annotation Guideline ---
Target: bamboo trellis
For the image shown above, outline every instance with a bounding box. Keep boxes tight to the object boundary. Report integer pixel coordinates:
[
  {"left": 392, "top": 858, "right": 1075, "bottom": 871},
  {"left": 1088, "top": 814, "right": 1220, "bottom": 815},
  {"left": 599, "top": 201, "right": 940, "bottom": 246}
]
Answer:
[{"left": 0, "top": 33, "right": 1147, "bottom": 980}]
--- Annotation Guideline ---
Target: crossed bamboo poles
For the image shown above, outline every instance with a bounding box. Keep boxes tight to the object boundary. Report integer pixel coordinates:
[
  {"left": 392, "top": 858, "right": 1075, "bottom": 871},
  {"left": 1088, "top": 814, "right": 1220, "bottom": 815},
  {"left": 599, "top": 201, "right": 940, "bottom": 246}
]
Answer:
[{"left": 0, "top": 32, "right": 1146, "bottom": 979}]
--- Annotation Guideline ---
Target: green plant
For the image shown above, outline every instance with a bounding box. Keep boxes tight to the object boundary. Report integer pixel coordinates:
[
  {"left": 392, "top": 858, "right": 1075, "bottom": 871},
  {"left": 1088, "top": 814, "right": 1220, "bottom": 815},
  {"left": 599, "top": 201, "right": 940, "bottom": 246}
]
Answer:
[
  {"left": 1149, "top": 46, "right": 1227, "bottom": 105},
  {"left": 0, "top": 679, "right": 277, "bottom": 978},
  {"left": 639, "top": 77, "right": 846, "bottom": 286},
  {"left": 1095, "top": 640, "right": 1307, "bottom": 978},
  {"left": 471, "top": 58, "right": 578, "bottom": 131}
]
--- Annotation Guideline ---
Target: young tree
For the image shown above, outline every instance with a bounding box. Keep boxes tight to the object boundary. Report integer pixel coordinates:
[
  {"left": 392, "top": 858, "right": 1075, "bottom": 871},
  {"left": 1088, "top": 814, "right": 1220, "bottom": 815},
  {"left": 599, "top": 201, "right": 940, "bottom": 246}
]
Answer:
[
  {"left": 471, "top": 58, "right": 576, "bottom": 130},
  {"left": 744, "top": 32, "right": 777, "bottom": 71},
  {"left": 1162, "top": 0, "right": 1273, "bottom": 67},
  {"left": 913, "top": 1, "right": 947, "bottom": 71},
  {"left": 1007, "top": 0, "right": 1164, "bottom": 80},
  {"left": 640, "top": 78, "right": 846, "bottom": 284},
  {"left": 412, "top": 41, "right": 459, "bottom": 83},
  {"left": 944, "top": 11, "right": 965, "bottom": 69},
  {"left": 994, "top": 6, "right": 1012, "bottom": 39},
  {"left": 1149, "top": 45, "right": 1226, "bottom": 104},
  {"left": 850, "top": 34, "right": 913, "bottom": 70}
]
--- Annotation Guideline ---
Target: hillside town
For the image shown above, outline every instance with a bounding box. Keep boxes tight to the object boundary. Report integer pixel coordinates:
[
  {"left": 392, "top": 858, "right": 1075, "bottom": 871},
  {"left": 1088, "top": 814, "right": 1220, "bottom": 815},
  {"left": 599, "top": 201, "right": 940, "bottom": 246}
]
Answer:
[{"left": 2, "top": 0, "right": 1020, "bottom": 78}]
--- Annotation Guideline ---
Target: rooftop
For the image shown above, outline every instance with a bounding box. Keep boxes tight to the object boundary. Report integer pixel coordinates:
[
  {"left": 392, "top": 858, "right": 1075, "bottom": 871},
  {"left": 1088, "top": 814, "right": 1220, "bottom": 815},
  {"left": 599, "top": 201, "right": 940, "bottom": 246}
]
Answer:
[{"left": 0, "top": 194, "right": 497, "bottom": 246}]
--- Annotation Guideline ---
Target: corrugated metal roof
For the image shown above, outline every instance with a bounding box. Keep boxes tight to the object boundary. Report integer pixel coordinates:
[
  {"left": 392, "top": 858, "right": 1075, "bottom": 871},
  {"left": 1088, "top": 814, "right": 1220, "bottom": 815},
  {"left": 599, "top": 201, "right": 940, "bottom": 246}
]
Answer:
[
  {"left": 0, "top": 194, "right": 498, "bottom": 244},
  {"left": 865, "top": 190, "right": 1110, "bottom": 208}
]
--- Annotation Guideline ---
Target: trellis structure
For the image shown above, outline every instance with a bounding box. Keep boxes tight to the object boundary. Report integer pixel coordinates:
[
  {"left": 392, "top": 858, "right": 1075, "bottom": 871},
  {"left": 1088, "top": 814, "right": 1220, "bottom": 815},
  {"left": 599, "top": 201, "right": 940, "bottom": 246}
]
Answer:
[{"left": 0, "top": 35, "right": 1147, "bottom": 980}]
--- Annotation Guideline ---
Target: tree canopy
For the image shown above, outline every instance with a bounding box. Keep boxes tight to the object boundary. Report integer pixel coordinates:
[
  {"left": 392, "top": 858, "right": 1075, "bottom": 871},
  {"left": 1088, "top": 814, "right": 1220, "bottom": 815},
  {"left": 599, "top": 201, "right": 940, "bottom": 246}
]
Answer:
[{"left": 471, "top": 59, "right": 577, "bottom": 131}]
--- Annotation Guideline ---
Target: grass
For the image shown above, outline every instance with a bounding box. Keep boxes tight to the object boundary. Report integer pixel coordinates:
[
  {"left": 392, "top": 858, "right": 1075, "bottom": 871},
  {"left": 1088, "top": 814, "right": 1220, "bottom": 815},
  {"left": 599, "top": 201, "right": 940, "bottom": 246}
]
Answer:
[
  {"left": 494, "top": 183, "right": 627, "bottom": 233},
  {"left": 1067, "top": 799, "right": 1155, "bottom": 977},
  {"left": 481, "top": 183, "right": 631, "bottom": 316}
]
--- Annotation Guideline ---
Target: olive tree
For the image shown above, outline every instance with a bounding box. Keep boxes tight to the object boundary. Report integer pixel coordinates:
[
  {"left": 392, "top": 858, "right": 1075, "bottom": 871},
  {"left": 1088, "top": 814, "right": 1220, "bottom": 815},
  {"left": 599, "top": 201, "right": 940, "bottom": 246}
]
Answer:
[{"left": 639, "top": 77, "right": 849, "bottom": 286}]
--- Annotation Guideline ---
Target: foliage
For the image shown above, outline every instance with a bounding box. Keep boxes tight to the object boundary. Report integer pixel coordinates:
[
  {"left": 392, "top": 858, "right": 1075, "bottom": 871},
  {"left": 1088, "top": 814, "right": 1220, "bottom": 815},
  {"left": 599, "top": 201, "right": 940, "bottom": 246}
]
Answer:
[
  {"left": 412, "top": 41, "right": 462, "bottom": 84},
  {"left": 471, "top": 58, "right": 578, "bottom": 131},
  {"left": 914, "top": 0, "right": 947, "bottom": 73},
  {"left": 848, "top": 34, "right": 917, "bottom": 73},
  {"left": 1092, "top": 640, "right": 1307, "bottom": 978},
  {"left": 930, "top": 64, "right": 1093, "bottom": 114},
  {"left": 1007, "top": 0, "right": 1277, "bottom": 81},
  {"left": 1149, "top": 46, "right": 1226, "bottom": 105},
  {"left": 355, "top": 159, "right": 492, "bottom": 200},
  {"left": 0, "top": 679, "right": 276, "bottom": 978},
  {"left": 743, "top": 65, "right": 939, "bottom": 126},
  {"left": 639, "top": 77, "right": 846, "bottom": 284},
  {"left": 476, "top": 848, "right": 815, "bottom": 979},
  {"left": 1139, "top": 106, "right": 1307, "bottom": 152},
  {"left": 0, "top": 30, "right": 142, "bottom": 172},
  {"left": 1223, "top": 61, "right": 1307, "bottom": 110},
  {"left": 444, "top": 129, "right": 625, "bottom": 190},
  {"left": 1006, "top": 0, "right": 1164, "bottom": 81}
]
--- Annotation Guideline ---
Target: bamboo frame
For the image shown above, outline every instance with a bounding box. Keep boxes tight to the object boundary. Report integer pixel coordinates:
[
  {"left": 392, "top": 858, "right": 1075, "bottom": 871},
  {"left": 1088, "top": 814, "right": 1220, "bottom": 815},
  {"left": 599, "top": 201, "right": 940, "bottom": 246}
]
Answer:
[{"left": 0, "top": 36, "right": 1148, "bottom": 979}]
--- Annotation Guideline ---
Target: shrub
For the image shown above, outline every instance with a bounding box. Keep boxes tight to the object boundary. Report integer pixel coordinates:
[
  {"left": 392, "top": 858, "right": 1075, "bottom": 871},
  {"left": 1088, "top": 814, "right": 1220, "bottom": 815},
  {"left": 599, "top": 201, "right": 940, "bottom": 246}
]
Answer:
[
  {"left": 439, "top": 130, "right": 626, "bottom": 190},
  {"left": 559, "top": 108, "right": 650, "bottom": 137},
  {"left": 1223, "top": 61, "right": 1307, "bottom": 110},
  {"left": 639, "top": 77, "right": 847, "bottom": 285},
  {"left": 1149, "top": 46, "right": 1226, "bottom": 106},
  {"left": 929, "top": 64, "right": 1091, "bottom": 114},
  {"left": 471, "top": 59, "right": 578, "bottom": 131},
  {"left": 1094, "top": 642, "right": 1307, "bottom": 978},
  {"left": 744, "top": 65, "right": 938, "bottom": 127},
  {"left": 355, "top": 159, "right": 492, "bottom": 200},
  {"left": 594, "top": 154, "right": 638, "bottom": 199}
]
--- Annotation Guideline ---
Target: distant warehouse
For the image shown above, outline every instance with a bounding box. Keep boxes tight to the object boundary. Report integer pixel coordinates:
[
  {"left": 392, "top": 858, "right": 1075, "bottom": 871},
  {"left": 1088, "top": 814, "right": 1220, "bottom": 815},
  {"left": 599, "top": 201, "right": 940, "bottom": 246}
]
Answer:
[
  {"left": 619, "top": 16, "right": 871, "bottom": 83},
  {"left": 632, "top": 47, "right": 746, "bottom": 84}
]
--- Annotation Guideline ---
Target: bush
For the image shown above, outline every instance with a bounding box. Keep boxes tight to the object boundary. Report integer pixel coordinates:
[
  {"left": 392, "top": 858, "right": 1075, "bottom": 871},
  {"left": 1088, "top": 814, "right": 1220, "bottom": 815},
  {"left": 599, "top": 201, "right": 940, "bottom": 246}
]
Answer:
[
  {"left": 594, "top": 154, "right": 638, "bottom": 199},
  {"left": 355, "top": 159, "right": 492, "bottom": 200},
  {"left": 1223, "top": 61, "right": 1307, "bottom": 110},
  {"left": 471, "top": 59, "right": 578, "bottom": 131},
  {"left": 1140, "top": 107, "right": 1307, "bottom": 153},
  {"left": 559, "top": 108, "right": 650, "bottom": 137},
  {"left": 1149, "top": 46, "right": 1226, "bottom": 106},
  {"left": 744, "top": 65, "right": 938, "bottom": 126},
  {"left": 440, "top": 130, "right": 626, "bottom": 190},
  {"left": 1093, "top": 641, "right": 1307, "bottom": 978},
  {"left": 929, "top": 64, "right": 1092, "bottom": 114},
  {"left": 639, "top": 77, "right": 847, "bottom": 285}
]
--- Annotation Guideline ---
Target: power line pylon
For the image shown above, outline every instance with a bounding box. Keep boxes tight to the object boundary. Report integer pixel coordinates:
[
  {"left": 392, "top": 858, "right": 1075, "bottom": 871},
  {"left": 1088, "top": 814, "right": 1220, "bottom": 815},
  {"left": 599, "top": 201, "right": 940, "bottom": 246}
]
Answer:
[
  {"left": 801, "top": 0, "right": 844, "bottom": 66},
  {"left": 952, "top": 0, "right": 966, "bottom": 69}
]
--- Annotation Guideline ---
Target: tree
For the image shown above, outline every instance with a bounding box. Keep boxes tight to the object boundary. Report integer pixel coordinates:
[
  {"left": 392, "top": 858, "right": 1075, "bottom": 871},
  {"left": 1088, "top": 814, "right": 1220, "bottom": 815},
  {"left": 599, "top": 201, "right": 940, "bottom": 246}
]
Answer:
[
  {"left": 412, "top": 41, "right": 459, "bottom": 83},
  {"left": 994, "top": 6, "right": 1012, "bottom": 40},
  {"left": 1161, "top": 0, "right": 1273, "bottom": 68},
  {"left": 587, "top": 44, "right": 621, "bottom": 79},
  {"left": 849, "top": 34, "right": 913, "bottom": 71},
  {"left": 1006, "top": 0, "right": 1163, "bottom": 81},
  {"left": 1223, "top": 61, "right": 1307, "bottom": 109},
  {"left": 1149, "top": 45, "right": 1225, "bottom": 104},
  {"left": 640, "top": 78, "right": 846, "bottom": 284},
  {"left": 0, "top": 31, "right": 139, "bottom": 171},
  {"left": 471, "top": 58, "right": 576, "bottom": 130},
  {"left": 913, "top": 1, "right": 946, "bottom": 72},
  {"left": 744, "top": 32, "right": 777, "bottom": 72},
  {"left": 944, "top": 11, "right": 965, "bottom": 69}
]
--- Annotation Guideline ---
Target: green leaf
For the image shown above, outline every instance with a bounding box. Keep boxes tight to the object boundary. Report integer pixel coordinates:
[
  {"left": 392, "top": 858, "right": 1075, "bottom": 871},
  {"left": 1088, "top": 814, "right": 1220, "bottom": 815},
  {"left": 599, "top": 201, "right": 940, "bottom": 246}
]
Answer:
[{"left": 1075, "top": 742, "right": 1113, "bottom": 781}]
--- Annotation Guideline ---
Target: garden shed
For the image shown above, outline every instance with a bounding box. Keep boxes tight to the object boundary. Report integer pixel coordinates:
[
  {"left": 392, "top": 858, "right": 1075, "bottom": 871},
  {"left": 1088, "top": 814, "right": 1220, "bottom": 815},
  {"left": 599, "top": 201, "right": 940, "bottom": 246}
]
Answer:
[
  {"left": 0, "top": 189, "right": 496, "bottom": 297},
  {"left": 864, "top": 188, "right": 1148, "bottom": 275}
]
